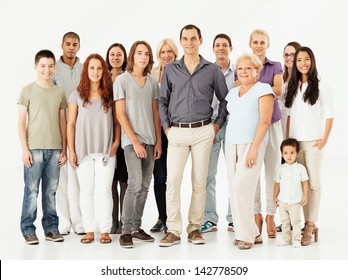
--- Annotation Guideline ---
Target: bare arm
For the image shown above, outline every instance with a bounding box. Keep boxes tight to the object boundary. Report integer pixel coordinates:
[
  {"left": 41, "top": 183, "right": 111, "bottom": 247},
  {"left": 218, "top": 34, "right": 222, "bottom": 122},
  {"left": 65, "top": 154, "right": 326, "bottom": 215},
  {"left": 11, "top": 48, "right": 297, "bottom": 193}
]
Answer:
[
  {"left": 152, "top": 100, "right": 162, "bottom": 160},
  {"left": 301, "top": 180, "right": 309, "bottom": 206},
  {"left": 245, "top": 94, "right": 274, "bottom": 168},
  {"left": 314, "top": 118, "right": 333, "bottom": 150},
  {"left": 116, "top": 99, "right": 147, "bottom": 158},
  {"left": 273, "top": 182, "right": 280, "bottom": 207},
  {"left": 58, "top": 109, "right": 67, "bottom": 167},
  {"left": 18, "top": 105, "right": 32, "bottom": 168},
  {"left": 272, "top": 74, "right": 283, "bottom": 97},
  {"left": 67, "top": 103, "right": 78, "bottom": 168},
  {"left": 110, "top": 103, "right": 121, "bottom": 157}
]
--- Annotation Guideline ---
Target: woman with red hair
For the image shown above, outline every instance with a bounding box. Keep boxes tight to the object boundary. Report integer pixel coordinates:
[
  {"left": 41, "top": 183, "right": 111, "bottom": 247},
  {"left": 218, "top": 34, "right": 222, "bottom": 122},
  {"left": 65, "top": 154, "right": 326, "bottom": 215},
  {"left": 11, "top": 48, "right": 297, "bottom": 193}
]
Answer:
[{"left": 67, "top": 54, "right": 120, "bottom": 244}]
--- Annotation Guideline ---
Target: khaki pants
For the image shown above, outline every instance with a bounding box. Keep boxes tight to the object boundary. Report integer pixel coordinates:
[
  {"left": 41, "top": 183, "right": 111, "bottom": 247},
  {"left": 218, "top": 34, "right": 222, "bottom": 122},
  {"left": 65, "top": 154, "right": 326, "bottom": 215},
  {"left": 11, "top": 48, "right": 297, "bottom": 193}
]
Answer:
[
  {"left": 166, "top": 124, "right": 215, "bottom": 236},
  {"left": 226, "top": 143, "right": 267, "bottom": 243},
  {"left": 279, "top": 201, "right": 301, "bottom": 243},
  {"left": 298, "top": 141, "right": 323, "bottom": 222}
]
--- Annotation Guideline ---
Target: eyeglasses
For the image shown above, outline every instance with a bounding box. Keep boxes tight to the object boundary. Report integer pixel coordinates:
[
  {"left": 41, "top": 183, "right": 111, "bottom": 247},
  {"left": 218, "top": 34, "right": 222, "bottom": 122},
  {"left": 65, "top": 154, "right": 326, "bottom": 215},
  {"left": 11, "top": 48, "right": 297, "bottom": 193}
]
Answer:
[{"left": 283, "top": 53, "right": 295, "bottom": 58}]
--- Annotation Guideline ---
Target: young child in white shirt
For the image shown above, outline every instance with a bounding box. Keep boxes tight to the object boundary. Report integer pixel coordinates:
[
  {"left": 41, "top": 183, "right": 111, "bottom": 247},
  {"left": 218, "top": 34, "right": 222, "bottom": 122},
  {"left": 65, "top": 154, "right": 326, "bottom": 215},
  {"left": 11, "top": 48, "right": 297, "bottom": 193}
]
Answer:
[{"left": 273, "top": 138, "right": 309, "bottom": 248}]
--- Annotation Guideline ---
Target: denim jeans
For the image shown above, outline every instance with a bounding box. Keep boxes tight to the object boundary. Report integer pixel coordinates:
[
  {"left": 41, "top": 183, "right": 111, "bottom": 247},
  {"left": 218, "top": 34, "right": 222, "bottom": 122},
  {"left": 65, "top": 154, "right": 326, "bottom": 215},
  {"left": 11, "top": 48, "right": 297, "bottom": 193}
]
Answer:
[
  {"left": 20, "top": 149, "right": 61, "bottom": 236},
  {"left": 122, "top": 144, "right": 155, "bottom": 233},
  {"left": 205, "top": 123, "right": 233, "bottom": 224},
  {"left": 153, "top": 128, "right": 168, "bottom": 224}
]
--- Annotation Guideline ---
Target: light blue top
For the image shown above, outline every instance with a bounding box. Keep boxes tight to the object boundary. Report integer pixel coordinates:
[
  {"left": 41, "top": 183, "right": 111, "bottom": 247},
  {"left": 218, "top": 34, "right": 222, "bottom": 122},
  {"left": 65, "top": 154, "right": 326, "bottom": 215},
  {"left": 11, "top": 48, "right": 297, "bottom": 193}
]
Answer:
[
  {"left": 225, "top": 82, "right": 274, "bottom": 144},
  {"left": 274, "top": 162, "right": 309, "bottom": 204}
]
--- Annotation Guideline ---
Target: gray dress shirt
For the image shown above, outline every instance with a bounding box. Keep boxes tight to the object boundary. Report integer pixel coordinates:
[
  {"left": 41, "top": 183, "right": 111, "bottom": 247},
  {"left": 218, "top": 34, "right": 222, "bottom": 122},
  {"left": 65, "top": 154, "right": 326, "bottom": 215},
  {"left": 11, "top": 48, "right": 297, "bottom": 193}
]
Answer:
[{"left": 158, "top": 55, "right": 228, "bottom": 130}]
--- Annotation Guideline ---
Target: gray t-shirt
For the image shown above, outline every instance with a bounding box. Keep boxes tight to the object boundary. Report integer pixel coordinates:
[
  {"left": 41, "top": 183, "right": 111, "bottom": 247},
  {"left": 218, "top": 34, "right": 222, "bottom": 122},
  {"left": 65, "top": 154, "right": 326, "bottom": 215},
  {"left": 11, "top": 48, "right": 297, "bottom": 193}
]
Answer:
[
  {"left": 69, "top": 91, "right": 114, "bottom": 165},
  {"left": 113, "top": 72, "right": 159, "bottom": 148},
  {"left": 53, "top": 57, "right": 83, "bottom": 101}
]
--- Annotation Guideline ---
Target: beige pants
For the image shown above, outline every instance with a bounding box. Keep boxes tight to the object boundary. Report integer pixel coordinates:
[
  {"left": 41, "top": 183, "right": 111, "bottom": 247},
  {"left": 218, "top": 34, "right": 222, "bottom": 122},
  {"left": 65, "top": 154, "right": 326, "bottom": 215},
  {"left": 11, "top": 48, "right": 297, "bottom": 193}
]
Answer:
[
  {"left": 166, "top": 124, "right": 215, "bottom": 236},
  {"left": 298, "top": 141, "right": 323, "bottom": 222},
  {"left": 279, "top": 201, "right": 301, "bottom": 243},
  {"left": 226, "top": 142, "right": 267, "bottom": 243}
]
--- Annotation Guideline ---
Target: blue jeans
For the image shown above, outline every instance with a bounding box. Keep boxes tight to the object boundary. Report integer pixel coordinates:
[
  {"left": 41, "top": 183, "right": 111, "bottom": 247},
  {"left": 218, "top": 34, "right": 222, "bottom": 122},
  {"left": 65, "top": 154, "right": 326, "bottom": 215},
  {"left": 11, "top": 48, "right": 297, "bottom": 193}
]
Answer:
[
  {"left": 20, "top": 149, "right": 61, "bottom": 236},
  {"left": 205, "top": 123, "right": 233, "bottom": 224},
  {"left": 122, "top": 144, "right": 155, "bottom": 233}
]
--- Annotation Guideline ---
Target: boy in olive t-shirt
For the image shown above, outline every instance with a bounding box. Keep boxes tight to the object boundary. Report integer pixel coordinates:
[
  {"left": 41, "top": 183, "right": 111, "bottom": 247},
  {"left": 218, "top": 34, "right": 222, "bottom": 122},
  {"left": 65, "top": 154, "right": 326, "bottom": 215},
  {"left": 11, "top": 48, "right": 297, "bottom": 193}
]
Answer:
[{"left": 18, "top": 50, "right": 67, "bottom": 245}]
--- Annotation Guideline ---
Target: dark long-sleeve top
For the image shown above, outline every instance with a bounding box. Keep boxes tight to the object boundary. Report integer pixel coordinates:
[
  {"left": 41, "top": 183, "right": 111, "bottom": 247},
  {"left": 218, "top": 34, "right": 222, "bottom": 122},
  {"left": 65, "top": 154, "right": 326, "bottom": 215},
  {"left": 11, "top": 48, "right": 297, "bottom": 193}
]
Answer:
[{"left": 158, "top": 55, "right": 228, "bottom": 130}]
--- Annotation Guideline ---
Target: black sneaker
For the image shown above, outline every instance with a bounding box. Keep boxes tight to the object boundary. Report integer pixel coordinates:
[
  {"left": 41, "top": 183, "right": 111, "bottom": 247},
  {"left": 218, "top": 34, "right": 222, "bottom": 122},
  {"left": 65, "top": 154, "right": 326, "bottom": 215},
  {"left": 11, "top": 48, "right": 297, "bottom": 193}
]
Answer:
[
  {"left": 24, "top": 234, "right": 39, "bottom": 245},
  {"left": 132, "top": 229, "right": 155, "bottom": 242},
  {"left": 150, "top": 220, "right": 165, "bottom": 232},
  {"left": 119, "top": 233, "right": 133, "bottom": 248},
  {"left": 45, "top": 232, "right": 64, "bottom": 242},
  {"left": 228, "top": 223, "right": 235, "bottom": 232}
]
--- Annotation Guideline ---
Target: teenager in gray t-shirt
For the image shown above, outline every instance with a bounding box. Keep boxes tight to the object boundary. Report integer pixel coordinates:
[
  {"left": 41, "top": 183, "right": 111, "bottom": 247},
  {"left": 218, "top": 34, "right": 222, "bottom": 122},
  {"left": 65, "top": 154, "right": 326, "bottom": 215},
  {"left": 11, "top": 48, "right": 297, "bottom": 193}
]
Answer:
[{"left": 114, "top": 41, "right": 161, "bottom": 248}]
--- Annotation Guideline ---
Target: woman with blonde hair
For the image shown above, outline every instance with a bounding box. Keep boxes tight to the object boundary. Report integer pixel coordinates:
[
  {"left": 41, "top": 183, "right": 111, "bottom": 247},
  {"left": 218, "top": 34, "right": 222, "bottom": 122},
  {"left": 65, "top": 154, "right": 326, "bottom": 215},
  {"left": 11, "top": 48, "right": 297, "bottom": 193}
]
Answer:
[
  {"left": 150, "top": 38, "right": 179, "bottom": 233},
  {"left": 226, "top": 53, "right": 274, "bottom": 249}
]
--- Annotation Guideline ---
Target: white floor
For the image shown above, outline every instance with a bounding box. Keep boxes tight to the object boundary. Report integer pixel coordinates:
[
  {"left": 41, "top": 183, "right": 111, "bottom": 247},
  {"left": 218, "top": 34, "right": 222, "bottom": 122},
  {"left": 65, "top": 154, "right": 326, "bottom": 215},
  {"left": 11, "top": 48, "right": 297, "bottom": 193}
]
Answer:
[{"left": 1, "top": 155, "right": 347, "bottom": 261}]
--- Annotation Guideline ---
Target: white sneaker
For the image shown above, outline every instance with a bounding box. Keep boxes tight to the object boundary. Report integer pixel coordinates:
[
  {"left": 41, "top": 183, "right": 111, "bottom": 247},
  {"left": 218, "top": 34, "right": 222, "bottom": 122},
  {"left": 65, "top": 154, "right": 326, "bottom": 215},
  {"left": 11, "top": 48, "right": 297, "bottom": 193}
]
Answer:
[
  {"left": 293, "top": 241, "right": 301, "bottom": 248},
  {"left": 277, "top": 239, "right": 291, "bottom": 246}
]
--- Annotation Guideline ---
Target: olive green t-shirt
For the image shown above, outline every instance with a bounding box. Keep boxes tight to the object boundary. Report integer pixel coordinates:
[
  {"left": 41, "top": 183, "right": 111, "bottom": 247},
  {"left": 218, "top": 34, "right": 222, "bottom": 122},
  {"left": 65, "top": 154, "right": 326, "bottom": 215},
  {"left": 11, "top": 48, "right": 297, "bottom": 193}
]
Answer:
[{"left": 18, "top": 82, "right": 68, "bottom": 149}]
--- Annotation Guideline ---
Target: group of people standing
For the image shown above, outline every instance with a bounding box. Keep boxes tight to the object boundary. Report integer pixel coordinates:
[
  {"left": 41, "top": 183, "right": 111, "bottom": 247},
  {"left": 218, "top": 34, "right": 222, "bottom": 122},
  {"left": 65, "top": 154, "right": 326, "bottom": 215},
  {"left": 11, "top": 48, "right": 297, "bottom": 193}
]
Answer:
[{"left": 18, "top": 24, "right": 334, "bottom": 250}]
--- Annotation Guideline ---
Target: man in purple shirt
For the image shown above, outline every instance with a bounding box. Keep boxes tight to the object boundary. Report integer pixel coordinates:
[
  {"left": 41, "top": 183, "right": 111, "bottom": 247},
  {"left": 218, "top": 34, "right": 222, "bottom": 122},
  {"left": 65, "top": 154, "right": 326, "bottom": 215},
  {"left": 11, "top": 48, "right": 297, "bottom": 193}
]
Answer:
[{"left": 158, "top": 24, "right": 228, "bottom": 247}]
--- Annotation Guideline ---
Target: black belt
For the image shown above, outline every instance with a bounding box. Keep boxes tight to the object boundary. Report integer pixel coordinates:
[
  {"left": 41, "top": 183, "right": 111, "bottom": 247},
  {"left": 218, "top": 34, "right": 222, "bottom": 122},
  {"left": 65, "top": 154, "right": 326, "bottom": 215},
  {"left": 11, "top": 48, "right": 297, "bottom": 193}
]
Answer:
[{"left": 170, "top": 119, "right": 211, "bottom": 128}]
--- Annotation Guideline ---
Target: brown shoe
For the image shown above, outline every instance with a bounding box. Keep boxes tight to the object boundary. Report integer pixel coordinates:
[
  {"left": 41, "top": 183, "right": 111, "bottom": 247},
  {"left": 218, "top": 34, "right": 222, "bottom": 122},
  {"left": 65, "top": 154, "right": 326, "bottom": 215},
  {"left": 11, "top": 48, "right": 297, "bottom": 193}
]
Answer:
[
  {"left": 100, "top": 233, "right": 112, "bottom": 244},
  {"left": 159, "top": 232, "right": 181, "bottom": 247},
  {"left": 265, "top": 215, "right": 276, "bottom": 238},
  {"left": 188, "top": 229, "right": 205, "bottom": 245},
  {"left": 119, "top": 233, "right": 133, "bottom": 248},
  {"left": 301, "top": 223, "right": 319, "bottom": 246}
]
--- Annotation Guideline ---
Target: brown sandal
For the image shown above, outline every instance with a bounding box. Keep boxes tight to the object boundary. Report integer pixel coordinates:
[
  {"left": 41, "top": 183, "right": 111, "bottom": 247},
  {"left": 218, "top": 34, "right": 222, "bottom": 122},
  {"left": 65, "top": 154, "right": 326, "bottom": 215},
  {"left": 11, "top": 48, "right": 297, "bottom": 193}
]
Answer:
[
  {"left": 265, "top": 215, "right": 276, "bottom": 238},
  {"left": 100, "top": 233, "right": 112, "bottom": 244},
  {"left": 80, "top": 233, "right": 94, "bottom": 244}
]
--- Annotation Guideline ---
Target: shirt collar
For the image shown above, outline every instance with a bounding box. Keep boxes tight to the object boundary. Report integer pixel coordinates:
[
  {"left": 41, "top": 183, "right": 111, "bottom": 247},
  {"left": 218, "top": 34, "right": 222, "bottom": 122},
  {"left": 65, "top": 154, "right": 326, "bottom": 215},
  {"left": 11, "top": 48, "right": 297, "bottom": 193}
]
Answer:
[
  {"left": 59, "top": 56, "right": 81, "bottom": 69},
  {"left": 264, "top": 57, "right": 276, "bottom": 65}
]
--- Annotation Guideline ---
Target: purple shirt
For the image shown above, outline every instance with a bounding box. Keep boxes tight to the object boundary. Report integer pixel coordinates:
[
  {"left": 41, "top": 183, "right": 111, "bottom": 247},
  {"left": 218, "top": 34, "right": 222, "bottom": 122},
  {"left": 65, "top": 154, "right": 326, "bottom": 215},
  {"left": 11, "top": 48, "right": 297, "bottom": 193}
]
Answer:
[{"left": 259, "top": 58, "right": 283, "bottom": 123}]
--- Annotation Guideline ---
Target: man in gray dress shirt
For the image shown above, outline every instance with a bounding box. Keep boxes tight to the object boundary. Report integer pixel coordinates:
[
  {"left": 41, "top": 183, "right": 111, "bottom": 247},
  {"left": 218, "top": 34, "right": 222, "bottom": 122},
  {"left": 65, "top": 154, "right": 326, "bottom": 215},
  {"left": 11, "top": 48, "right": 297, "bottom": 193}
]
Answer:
[{"left": 158, "top": 24, "right": 228, "bottom": 247}]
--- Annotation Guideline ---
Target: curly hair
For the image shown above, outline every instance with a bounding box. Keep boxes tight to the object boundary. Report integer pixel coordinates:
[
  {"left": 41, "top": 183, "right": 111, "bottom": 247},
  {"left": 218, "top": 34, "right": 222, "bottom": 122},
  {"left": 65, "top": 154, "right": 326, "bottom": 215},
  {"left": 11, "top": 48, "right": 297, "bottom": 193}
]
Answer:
[
  {"left": 285, "top": 47, "right": 319, "bottom": 108},
  {"left": 77, "top": 53, "right": 113, "bottom": 112}
]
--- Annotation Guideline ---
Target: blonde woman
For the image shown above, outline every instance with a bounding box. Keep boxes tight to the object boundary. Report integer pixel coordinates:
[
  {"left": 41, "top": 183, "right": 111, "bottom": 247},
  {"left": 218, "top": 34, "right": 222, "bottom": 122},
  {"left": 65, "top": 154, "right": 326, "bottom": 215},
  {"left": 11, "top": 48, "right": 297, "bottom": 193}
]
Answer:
[
  {"left": 150, "top": 38, "right": 178, "bottom": 233},
  {"left": 225, "top": 53, "right": 274, "bottom": 249}
]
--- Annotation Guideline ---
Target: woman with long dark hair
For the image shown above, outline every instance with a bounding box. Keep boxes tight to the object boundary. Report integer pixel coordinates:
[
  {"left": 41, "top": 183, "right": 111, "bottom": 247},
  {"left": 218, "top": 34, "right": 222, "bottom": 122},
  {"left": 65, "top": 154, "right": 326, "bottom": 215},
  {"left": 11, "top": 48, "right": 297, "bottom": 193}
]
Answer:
[{"left": 285, "top": 47, "right": 334, "bottom": 246}]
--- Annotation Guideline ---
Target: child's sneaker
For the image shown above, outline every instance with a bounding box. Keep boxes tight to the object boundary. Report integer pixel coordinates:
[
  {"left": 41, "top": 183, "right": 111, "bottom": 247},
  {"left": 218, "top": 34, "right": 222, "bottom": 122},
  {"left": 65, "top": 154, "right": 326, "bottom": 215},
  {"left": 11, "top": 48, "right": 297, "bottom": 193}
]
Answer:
[
  {"left": 293, "top": 241, "right": 301, "bottom": 248},
  {"left": 277, "top": 239, "right": 292, "bottom": 246},
  {"left": 201, "top": 221, "right": 217, "bottom": 233}
]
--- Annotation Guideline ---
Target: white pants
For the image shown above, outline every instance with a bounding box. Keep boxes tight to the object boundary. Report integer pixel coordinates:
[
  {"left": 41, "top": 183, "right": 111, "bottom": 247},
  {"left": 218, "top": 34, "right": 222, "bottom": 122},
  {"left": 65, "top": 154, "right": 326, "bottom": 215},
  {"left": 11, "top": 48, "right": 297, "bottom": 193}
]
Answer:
[
  {"left": 254, "top": 121, "right": 283, "bottom": 215},
  {"left": 56, "top": 163, "right": 84, "bottom": 233},
  {"left": 76, "top": 153, "right": 115, "bottom": 233},
  {"left": 226, "top": 143, "right": 267, "bottom": 243}
]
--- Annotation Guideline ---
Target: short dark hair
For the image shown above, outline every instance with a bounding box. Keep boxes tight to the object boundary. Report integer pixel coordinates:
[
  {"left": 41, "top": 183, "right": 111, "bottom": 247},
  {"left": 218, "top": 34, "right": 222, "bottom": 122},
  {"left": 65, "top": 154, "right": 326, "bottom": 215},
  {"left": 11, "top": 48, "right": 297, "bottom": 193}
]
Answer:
[
  {"left": 180, "top": 24, "right": 202, "bottom": 40},
  {"left": 280, "top": 138, "right": 300, "bottom": 153},
  {"left": 62, "top": 31, "right": 80, "bottom": 43},
  {"left": 34, "top": 49, "right": 55, "bottom": 65},
  {"left": 213, "top": 33, "right": 232, "bottom": 48}
]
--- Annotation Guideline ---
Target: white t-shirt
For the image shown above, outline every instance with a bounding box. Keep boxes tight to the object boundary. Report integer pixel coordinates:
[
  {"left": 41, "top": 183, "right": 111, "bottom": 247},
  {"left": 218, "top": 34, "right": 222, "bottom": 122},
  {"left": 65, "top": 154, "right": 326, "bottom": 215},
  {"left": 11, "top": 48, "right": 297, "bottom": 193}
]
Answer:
[
  {"left": 288, "top": 81, "right": 334, "bottom": 141},
  {"left": 225, "top": 82, "right": 274, "bottom": 144}
]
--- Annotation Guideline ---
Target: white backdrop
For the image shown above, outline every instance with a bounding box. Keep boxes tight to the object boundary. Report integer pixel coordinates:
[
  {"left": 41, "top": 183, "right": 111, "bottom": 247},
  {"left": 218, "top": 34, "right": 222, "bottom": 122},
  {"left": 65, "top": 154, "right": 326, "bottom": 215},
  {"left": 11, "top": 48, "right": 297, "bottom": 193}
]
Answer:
[{"left": 0, "top": 0, "right": 347, "bottom": 170}]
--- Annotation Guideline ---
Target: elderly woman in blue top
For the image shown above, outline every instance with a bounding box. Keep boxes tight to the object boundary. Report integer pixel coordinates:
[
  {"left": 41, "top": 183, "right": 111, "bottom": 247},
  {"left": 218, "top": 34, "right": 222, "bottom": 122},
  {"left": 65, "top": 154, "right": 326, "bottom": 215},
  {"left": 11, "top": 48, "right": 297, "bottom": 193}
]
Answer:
[{"left": 225, "top": 53, "right": 274, "bottom": 250}]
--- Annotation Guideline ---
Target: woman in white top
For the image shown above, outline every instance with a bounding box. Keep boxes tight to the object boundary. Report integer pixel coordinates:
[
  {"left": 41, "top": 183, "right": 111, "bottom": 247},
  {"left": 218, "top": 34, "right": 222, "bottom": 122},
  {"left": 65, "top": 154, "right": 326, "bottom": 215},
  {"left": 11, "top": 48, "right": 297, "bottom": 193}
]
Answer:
[
  {"left": 285, "top": 46, "right": 334, "bottom": 246},
  {"left": 150, "top": 38, "right": 178, "bottom": 233},
  {"left": 225, "top": 53, "right": 274, "bottom": 249}
]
